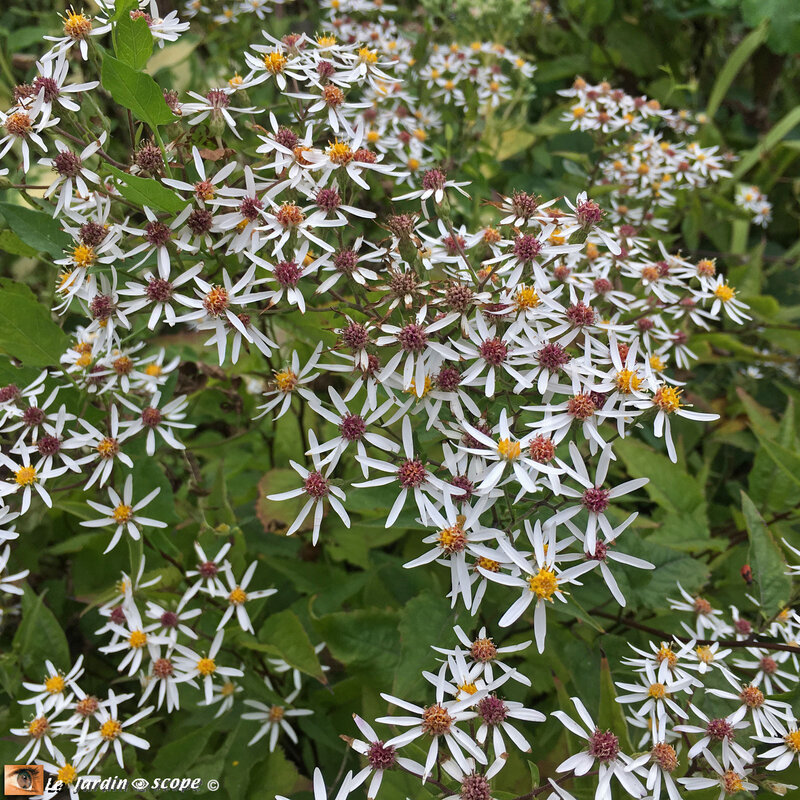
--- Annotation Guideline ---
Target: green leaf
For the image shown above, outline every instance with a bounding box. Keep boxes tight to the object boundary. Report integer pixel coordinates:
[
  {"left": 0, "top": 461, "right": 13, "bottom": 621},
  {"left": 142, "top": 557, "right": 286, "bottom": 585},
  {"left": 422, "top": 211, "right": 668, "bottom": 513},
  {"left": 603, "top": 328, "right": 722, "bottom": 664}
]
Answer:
[
  {"left": 527, "top": 761, "right": 540, "bottom": 789},
  {"left": 614, "top": 437, "right": 710, "bottom": 550},
  {"left": 314, "top": 608, "right": 400, "bottom": 685},
  {"left": 152, "top": 725, "right": 216, "bottom": 773},
  {"left": 0, "top": 202, "right": 70, "bottom": 258},
  {"left": 257, "top": 609, "right": 325, "bottom": 682},
  {"left": 246, "top": 748, "right": 299, "bottom": 799},
  {"left": 706, "top": 22, "right": 769, "bottom": 118},
  {"left": 598, "top": 656, "right": 632, "bottom": 751},
  {"left": 115, "top": 13, "right": 153, "bottom": 69},
  {"left": 101, "top": 53, "right": 176, "bottom": 130},
  {"left": 734, "top": 105, "right": 800, "bottom": 178},
  {"left": 0, "top": 281, "right": 69, "bottom": 367},
  {"left": 0, "top": 229, "right": 38, "bottom": 258},
  {"left": 12, "top": 588, "right": 71, "bottom": 673},
  {"left": 392, "top": 591, "right": 453, "bottom": 696},
  {"left": 741, "top": 491, "right": 792, "bottom": 617},
  {"left": 110, "top": 0, "right": 138, "bottom": 23},
  {"left": 106, "top": 166, "right": 185, "bottom": 213}
]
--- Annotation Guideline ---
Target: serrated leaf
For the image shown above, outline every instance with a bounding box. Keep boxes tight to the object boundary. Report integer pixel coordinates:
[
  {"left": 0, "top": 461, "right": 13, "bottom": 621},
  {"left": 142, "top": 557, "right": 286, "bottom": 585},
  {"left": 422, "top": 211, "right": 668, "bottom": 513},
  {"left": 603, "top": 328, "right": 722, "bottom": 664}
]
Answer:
[
  {"left": 101, "top": 53, "right": 176, "bottom": 130},
  {"left": 0, "top": 282, "right": 69, "bottom": 367},
  {"left": 115, "top": 13, "right": 153, "bottom": 69},
  {"left": 742, "top": 491, "right": 791, "bottom": 617},
  {"left": 0, "top": 202, "right": 70, "bottom": 258},
  {"left": 106, "top": 166, "right": 186, "bottom": 213}
]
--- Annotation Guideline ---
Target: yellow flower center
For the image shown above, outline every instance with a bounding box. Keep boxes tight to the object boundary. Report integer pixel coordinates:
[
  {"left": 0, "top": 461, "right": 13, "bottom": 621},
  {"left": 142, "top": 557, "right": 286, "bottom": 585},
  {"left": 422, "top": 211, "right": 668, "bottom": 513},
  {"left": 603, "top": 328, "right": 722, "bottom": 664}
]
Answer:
[
  {"left": 100, "top": 719, "right": 122, "bottom": 740},
  {"left": 648, "top": 682, "right": 666, "bottom": 699},
  {"left": 327, "top": 140, "right": 353, "bottom": 164},
  {"left": 97, "top": 436, "right": 119, "bottom": 458},
  {"left": 696, "top": 645, "right": 715, "bottom": 664},
  {"left": 128, "top": 630, "right": 147, "bottom": 649},
  {"left": 528, "top": 567, "right": 559, "bottom": 600},
  {"left": 497, "top": 438, "right": 521, "bottom": 461},
  {"left": 263, "top": 51, "right": 287, "bottom": 73},
  {"left": 317, "top": 35, "right": 337, "bottom": 48},
  {"left": 438, "top": 522, "right": 467, "bottom": 553},
  {"left": 514, "top": 286, "right": 540, "bottom": 310},
  {"left": 197, "top": 657, "right": 216, "bottom": 676},
  {"left": 274, "top": 369, "right": 298, "bottom": 393},
  {"left": 269, "top": 704, "right": 285, "bottom": 721},
  {"left": 14, "top": 466, "right": 37, "bottom": 486},
  {"left": 721, "top": 771, "right": 743, "bottom": 794},
  {"left": 144, "top": 363, "right": 162, "bottom": 377},
  {"left": 573, "top": 106, "right": 585, "bottom": 118},
  {"left": 475, "top": 556, "right": 500, "bottom": 572},
  {"left": 72, "top": 244, "right": 96, "bottom": 267},
  {"left": 714, "top": 283, "right": 735, "bottom": 302},
  {"left": 649, "top": 355, "right": 666, "bottom": 372},
  {"left": 57, "top": 764, "right": 77, "bottom": 785},
  {"left": 228, "top": 586, "right": 247, "bottom": 605},
  {"left": 458, "top": 682, "right": 478, "bottom": 696},
  {"left": 653, "top": 386, "right": 683, "bottom": 414},
  {"left": 615, "top": 369, "right": 641, "bottom": 394},
  {"left": 407, "top": 157, "right": 420, "bottom": 172},
  {"left": 45, "top": 674, "right": 65, "bottom": 694},
  {"left": 784, "top": 731, "right": 800, "bottom": 752},
  {"left": 358, "top": 47, "right": 378, "bottom": 64},
  {"left": 221, "top": 681, "right": 236, "bottom": 696},
  {"left": 28, "top": 717, "right": 49, "bottom": 738},
  {"left": 405, "top": 376, "right": 432, "bottom": 397},
  {"left": 656, "top": 645, "right": 677, "bottom": 668},
  {"left": 113, "top": 503, "right": 133, "bottom": 524},
  {"left": 63, "top": 9, "right": 93, "bottom": 39}
]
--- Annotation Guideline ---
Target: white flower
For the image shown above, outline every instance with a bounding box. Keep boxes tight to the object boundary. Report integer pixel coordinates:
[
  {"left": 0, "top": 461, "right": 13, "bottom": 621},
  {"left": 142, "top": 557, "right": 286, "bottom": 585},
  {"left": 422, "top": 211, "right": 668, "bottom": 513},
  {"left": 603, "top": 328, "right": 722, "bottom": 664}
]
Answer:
[
  {"left": 80, "top": 474, "right": 167, "bottom": 553},
  {"left": 213, "top": 562, "right": 277, "bottom": 634},
  {"left": 73, "top": 690, "right": 153, "bottom": 770},
  {"left": 171, "top": 630, "right": 244, "bottom": 704},
  {"left": 20, "top": 656, "right": 84, "bottom": 713},
  {"left": 242, "top": 685, "right": 313, "bottom": 749},
  {"left": 552, "top": 696, "right": 644, "bottom": 799}
]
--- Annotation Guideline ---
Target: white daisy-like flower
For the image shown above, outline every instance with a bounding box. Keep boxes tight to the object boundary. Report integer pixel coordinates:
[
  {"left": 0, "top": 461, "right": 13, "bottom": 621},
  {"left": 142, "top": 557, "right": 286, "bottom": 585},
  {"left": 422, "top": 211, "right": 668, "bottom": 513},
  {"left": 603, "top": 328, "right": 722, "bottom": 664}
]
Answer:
[{"left": 80, "top": 474, "right": 167, "bottom": 553}]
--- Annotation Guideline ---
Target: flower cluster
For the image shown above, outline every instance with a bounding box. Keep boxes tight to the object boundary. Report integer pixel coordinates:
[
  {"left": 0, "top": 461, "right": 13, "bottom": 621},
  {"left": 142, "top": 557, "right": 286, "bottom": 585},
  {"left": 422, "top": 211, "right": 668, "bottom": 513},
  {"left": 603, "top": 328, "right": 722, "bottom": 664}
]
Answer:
[{"left": 310, "top": 598, "right": 800, "bottom": 800}]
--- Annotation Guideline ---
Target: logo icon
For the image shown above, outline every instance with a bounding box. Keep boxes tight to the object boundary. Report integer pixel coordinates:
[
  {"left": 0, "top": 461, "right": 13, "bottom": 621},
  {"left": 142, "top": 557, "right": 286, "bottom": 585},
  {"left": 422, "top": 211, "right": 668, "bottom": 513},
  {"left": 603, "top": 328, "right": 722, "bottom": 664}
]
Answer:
[{"left": 4, "top": 765, "right": 43, "bottom": 796}]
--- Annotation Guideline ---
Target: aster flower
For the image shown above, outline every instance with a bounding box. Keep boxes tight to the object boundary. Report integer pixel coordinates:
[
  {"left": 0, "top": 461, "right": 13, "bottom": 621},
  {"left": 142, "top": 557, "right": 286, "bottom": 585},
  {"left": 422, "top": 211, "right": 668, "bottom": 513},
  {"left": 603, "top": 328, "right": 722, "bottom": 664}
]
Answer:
[
  {"left": 242, "top": 686, "right": 313, "bottom": 749},
  {"left": 552, "top": 696, "right": 644, "bottom": 799},
  {"left": 20, "top": 657, "right": 84, "bottom": 713},
  {"left": 171, "top": 630, "right": 244, "bottom": 704},
  {"left": 265, "top": 430, "right": 350, "bottom": 544},
  {"left": 39, "top": 134, "right": 105, "bottom": 215},
  {"left": 354, "top": 417, "right": 463, "bottom": 528},
  {"left": 678, "top": 751, "right": 757, "bottom": 799},
  {"left": 116, "top": 390, "right": 194, "bottom": 455},
  {"left": 376, "top": 688, "right": 487, "bottom": 782},
  {"left": 72, "top": 689, "right": 153, "bottom": 770},
  {"left": 213, "top": 562, "right": 277, "bottom": 634},
  {"left": 80, "top": 474, "right": 167, "bottom": 553}
]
